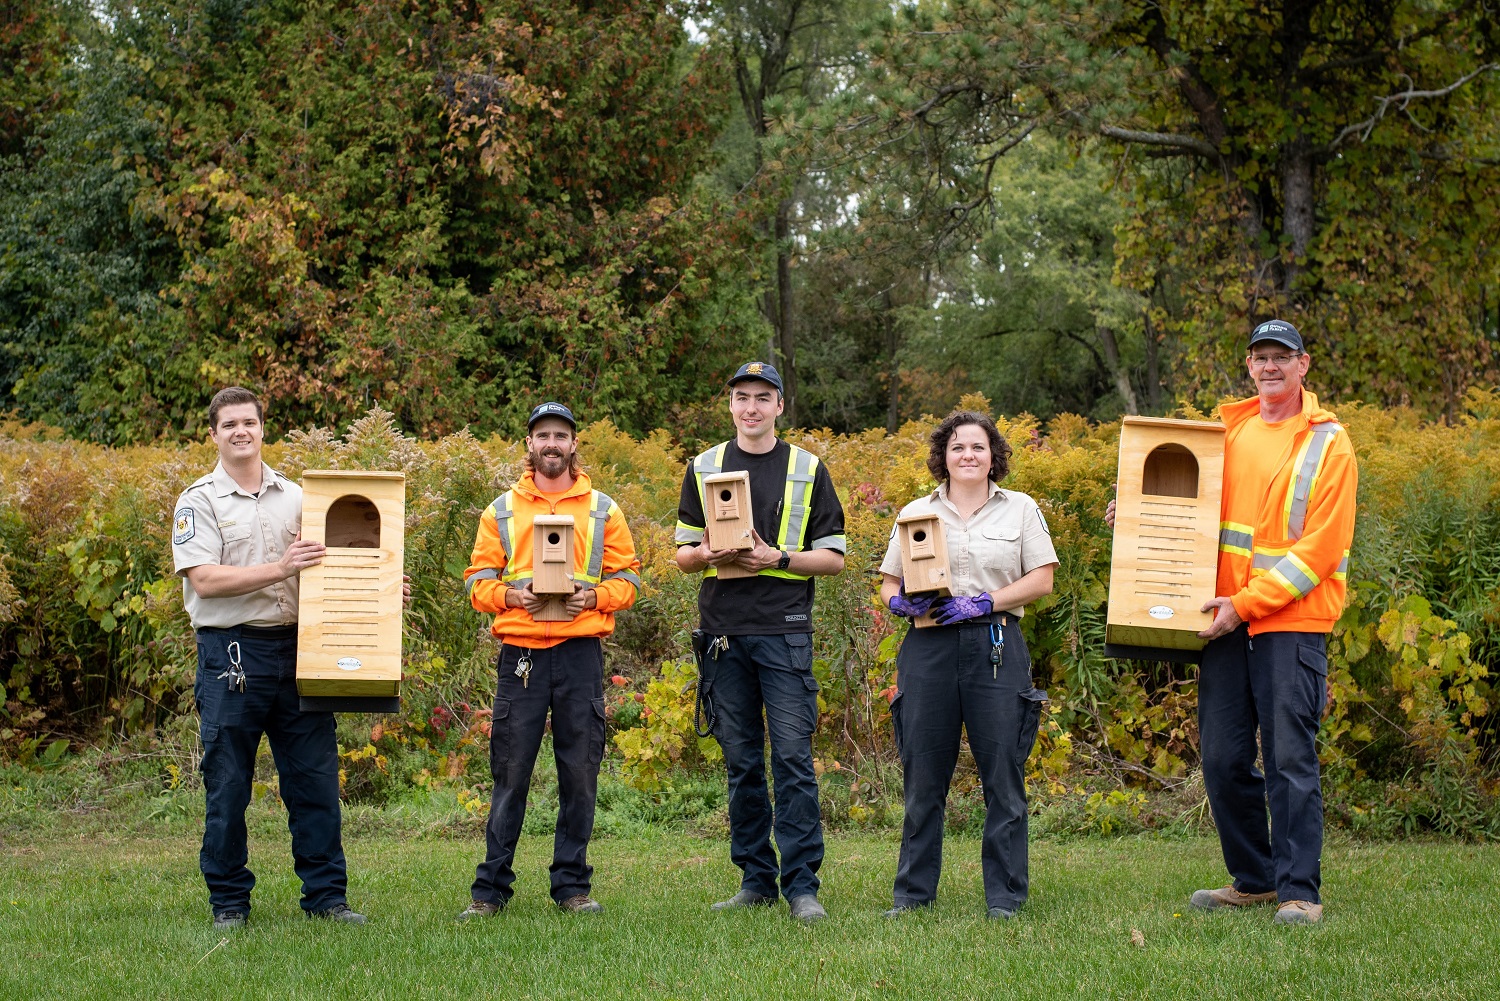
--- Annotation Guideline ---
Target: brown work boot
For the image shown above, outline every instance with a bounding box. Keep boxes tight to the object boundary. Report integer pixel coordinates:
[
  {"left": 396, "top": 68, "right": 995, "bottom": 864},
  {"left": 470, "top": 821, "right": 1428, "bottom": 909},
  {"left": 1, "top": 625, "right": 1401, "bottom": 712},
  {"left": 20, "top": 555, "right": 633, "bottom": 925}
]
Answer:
[
  {"left": 1189, "top": 885, "right": 1278, "bottom": 910},
  {"left": 1273, "top": 900, "right": 1324, "bottom": 925},
  {"left": 557, "top": 894, "right": 603, "bottom": 914},
  {"left": 456, "top": 899, "right": 504, "bottom": 921}
]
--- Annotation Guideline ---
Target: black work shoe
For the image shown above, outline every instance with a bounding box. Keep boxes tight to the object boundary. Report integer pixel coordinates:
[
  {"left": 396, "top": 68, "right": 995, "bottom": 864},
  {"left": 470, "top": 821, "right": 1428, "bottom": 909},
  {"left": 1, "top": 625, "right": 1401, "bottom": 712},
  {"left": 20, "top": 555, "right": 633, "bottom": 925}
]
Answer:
[
  {"left": 788, "top": 894, "right": 827, "bottom": 923},
  {"left": 711, "top": 889, "right": 777, "bottom": 911},
  {"left": 212, "top": 911, "right": 247, "bottom": 930},
  {"left": 557, "top": 894, "right": 603, "bottom": 914},
  {"left": 310, "top": 903, "right": 367, "bottom": 925},
  {"left": 987, "top": 906, "right": 1016, "bottom": 920},
  {"left": 881, "top": 903, "right": 926, "bottom": 918},
  {"left": 457, "top": 899, "right": 504, "bottom": 921}
]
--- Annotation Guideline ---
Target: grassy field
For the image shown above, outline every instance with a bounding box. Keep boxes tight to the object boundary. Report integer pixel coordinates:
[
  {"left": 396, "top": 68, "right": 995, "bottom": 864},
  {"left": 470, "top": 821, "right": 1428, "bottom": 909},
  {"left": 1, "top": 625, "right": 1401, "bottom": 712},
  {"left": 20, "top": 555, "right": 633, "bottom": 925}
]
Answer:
[{"left": 2, "top": 820, "right": 1497, "bottom": 1000}]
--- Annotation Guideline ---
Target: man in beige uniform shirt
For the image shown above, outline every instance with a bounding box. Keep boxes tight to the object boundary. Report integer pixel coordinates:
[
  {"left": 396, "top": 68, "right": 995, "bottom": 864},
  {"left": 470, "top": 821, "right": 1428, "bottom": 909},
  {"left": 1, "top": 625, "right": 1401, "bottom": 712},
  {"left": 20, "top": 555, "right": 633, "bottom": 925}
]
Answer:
[{"left": 172, "top": 386, "right": 364, "bottom": 929}]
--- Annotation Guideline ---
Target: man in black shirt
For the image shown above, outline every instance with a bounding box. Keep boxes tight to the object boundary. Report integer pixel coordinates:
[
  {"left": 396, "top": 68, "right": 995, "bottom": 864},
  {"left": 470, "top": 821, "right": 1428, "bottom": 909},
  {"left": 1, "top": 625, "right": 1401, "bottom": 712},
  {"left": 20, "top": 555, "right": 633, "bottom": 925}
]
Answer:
[{"left": 675, "top": 362, "right": 846, "bottom": 923}]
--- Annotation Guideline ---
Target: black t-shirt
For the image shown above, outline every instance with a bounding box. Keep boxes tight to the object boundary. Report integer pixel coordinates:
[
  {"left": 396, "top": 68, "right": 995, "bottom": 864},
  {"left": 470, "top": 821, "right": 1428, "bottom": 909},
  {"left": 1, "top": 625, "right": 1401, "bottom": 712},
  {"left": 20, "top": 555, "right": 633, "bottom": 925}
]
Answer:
[{"left": 677, "top": 440, "right": 846, "bottom": 635}]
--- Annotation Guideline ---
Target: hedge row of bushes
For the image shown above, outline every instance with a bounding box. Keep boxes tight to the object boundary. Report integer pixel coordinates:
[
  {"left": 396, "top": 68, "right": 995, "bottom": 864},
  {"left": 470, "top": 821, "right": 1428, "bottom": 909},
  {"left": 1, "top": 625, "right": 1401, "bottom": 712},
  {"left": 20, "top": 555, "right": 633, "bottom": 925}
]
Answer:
[{"left": 3, "top": 391, "right": 1499, "bottom": 836}]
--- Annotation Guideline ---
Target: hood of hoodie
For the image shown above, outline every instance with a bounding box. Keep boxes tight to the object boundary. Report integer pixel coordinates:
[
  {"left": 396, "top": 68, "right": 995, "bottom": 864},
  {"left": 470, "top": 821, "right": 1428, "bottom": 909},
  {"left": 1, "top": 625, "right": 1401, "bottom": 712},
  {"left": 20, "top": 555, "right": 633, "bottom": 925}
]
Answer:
[
  {"left": 1219, "top": 387, "right": 1337, "bottom": 433},
  {"left": 512, "top": 469, "right": 593, "bottom": 505}
]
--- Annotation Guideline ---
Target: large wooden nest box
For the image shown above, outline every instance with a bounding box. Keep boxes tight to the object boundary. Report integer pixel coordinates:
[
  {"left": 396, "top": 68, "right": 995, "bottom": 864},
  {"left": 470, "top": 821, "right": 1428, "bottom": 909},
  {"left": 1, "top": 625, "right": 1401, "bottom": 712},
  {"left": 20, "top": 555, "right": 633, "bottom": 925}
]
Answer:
[
  {"left": 1105, "top": 417, "right": 1225, "bottom": 662},
  {"left": 896, "top": 512, "right": 951, "bottom": 629},
  {"left": 531, "top": 514, "right": 577, "bottom": 621},
  {"left": 703, "top": 470, "right": 755, "bottom": 580},
  {"left": 296, "top": 471, "right": 405, "bottom": 709}
]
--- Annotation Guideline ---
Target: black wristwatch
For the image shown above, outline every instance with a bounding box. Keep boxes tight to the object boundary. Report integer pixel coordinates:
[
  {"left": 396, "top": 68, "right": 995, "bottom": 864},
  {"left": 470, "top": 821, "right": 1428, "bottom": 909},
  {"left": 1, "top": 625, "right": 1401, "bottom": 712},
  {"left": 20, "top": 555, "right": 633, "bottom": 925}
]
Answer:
[{"left": 776, "top": 551, "right": 792, "bottom": 571}]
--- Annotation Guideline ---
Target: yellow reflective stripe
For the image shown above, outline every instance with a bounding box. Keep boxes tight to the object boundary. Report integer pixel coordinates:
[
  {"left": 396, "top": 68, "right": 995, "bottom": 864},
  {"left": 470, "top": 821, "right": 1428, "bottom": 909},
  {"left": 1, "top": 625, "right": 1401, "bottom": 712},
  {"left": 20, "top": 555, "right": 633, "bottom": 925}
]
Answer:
[
  {"left": 1287, "top": 424, "right": 1339, "bottom": 539},
  {"left": 1281, "top": 433, "right": 1317, "bottom": 537},
  {"left": 578, "top": 492, "right": 613, "bottom": 584},
  {"left": 1219, "top": 521, "right": 1253, "bottom": 557},
  {"left": 1331, "top": 551, "right": 1350, "bottom": 580},
  {"left": 1269, "top": 551, "right": 1319, "bottom": 600}
]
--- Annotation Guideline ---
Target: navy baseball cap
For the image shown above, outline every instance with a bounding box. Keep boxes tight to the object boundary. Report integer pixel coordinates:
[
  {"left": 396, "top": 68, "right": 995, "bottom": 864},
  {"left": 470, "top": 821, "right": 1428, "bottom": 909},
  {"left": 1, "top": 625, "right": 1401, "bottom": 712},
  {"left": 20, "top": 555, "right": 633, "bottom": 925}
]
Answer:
[
  {"left": 527, "top": 402, "right": 577, "bottom": 430},
  {"left": 727, "top": 361, "right": 784, "bottom": 393},
  {"left": 1249, "top": 319, "right": 1304, "bottom": 353}
]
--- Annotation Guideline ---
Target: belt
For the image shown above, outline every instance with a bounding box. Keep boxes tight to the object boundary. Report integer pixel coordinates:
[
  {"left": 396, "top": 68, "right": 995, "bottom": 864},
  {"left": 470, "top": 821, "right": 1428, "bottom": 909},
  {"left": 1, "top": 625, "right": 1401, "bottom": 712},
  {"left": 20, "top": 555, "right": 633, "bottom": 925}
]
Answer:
[{"left": 196, "top": 624, "right": 298, "bottom": 639}]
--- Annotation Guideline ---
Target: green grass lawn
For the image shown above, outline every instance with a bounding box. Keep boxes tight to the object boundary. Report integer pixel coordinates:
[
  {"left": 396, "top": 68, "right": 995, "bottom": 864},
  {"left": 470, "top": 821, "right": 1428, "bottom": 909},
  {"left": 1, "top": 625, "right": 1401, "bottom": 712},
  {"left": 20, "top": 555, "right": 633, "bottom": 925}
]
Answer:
[{"left": 2, "top": 822, "right": 1497, "bottom": 1000}]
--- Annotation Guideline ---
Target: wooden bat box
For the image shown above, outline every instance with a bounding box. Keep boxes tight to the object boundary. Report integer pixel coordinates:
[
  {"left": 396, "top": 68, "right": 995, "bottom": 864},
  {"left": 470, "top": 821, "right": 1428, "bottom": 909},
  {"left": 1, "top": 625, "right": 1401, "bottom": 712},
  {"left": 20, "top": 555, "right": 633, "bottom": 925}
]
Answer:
[
  {"left": 703, "top": 470, "right": 755, "bottom": 580},
  {"left": 1105, "top": 417, "right": 1225, "bottom": 662},
  {"left": 896, "top": 512, "right": 951, "bottom": 629},
  {"left": 296, "top": 471, "right": 405, "bottom": 700},
  {"left": 531, "top": 514, "right": 576, "bottom": 621}
]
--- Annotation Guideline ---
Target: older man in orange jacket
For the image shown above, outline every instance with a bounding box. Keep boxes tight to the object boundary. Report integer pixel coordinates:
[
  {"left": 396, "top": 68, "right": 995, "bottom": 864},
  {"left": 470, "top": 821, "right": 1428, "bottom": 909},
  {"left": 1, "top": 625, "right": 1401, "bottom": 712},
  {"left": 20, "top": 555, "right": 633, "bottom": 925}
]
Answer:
[{"left": 458, "top": 402, "right": 641, "bottom": 918}]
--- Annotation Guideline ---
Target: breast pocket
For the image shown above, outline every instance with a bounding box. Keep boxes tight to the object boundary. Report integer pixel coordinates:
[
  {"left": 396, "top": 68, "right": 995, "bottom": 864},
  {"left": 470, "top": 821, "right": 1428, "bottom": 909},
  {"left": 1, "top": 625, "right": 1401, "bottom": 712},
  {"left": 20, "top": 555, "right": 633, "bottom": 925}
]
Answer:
[
  {"left": 219, "top": 524, "right": 253, "bottom": 564},
  {"left": 980, "top": 525, "right": 1022, "bottom": 577}
]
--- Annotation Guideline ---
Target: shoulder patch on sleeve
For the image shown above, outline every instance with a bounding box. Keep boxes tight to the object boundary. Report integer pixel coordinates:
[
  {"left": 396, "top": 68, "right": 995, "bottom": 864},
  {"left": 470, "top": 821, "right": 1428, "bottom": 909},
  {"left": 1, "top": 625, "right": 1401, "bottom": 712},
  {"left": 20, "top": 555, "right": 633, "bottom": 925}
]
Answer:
[{"left": 173, "top": 508, "right": 195, "bottom": 545}]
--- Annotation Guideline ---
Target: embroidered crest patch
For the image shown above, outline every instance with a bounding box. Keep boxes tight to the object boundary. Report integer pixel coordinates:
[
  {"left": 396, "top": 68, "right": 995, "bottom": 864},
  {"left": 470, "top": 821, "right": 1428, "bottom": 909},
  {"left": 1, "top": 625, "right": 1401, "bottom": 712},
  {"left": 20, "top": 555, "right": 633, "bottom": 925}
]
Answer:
[{"left": 173, "top": 508, "right": 195, "bottom": 544}]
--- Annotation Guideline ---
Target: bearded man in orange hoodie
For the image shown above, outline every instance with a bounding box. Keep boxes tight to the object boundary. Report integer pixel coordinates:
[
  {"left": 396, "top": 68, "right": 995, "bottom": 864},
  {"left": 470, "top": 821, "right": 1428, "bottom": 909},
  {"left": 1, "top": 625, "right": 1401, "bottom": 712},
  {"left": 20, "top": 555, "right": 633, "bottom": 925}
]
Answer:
[
  {"left": 457, "top": 402, "right": 641, "bottom": 918},
  {"left": 1114, "top": 320, "right": 1357, "bottom": 925}
]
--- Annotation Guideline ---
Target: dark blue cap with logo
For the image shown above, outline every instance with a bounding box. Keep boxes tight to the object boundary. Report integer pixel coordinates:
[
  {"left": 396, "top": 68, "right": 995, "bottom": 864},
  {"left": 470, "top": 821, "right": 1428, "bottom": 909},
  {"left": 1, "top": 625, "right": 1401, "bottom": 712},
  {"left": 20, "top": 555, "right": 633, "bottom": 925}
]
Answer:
[
  {"left": 527, "top": 401, "right": 577, "bottom": 430},
  {"left": 727, "top": 361, "right": 784, "bottom": 393},
  {"left": 1249, "top": 319, "right": 1304, "bottom": 353}
]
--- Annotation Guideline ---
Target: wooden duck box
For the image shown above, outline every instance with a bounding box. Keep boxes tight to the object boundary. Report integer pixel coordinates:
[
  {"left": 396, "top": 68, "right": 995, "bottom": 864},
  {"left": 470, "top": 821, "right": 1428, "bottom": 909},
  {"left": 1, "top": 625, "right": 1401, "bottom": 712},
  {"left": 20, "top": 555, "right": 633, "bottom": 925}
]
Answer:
[
  {"left": 703, "top": 470, "right": 755, "bottom": 580},
  {"left": 896, "top": 512, "right": 951, "bottom": 629},
  {"left": 532, "top": 514, "right": 576, "bottom": 621},
  {"left": 296, "top": 471, "right": 404, "bottom": 707},
  {"left": 1105, "top": 417, "right": 1225, "bottom": 662}
]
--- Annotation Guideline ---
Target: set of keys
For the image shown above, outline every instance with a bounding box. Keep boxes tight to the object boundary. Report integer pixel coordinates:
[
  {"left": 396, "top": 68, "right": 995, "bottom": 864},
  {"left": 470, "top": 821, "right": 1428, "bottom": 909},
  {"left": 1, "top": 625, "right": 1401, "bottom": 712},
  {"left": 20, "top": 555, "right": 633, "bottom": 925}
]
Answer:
[
  {"left": 708, "top": 635, "right": 730, "bottom": 660},
  {"left": 514, "top": 652, "right": 534, "bottom": 688},
  {"left": 217, "top": 640, "right": 247, "bottom": 693},
  {"left": 989, "top": 622, "right": 1004, "bottom": 679}
]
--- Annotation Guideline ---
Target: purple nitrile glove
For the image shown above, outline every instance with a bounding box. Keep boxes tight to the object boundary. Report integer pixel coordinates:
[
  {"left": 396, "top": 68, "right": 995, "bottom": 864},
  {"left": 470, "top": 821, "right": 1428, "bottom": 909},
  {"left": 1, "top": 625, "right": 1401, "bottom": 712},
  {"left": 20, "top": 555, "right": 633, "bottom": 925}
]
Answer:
[
  {"left": 931, "top": 592, "right": 993, "bottom": 625},
  {"left": 889, "top": 586, "right": 937, "bottom": 619}
]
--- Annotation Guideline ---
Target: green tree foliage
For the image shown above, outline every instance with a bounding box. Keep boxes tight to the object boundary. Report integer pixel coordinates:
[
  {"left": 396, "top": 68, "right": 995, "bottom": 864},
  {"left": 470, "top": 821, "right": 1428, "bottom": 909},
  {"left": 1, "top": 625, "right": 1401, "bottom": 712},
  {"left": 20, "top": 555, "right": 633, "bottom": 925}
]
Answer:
[{"left": 1, "top": 0, "right": 764, "bottom": 442}]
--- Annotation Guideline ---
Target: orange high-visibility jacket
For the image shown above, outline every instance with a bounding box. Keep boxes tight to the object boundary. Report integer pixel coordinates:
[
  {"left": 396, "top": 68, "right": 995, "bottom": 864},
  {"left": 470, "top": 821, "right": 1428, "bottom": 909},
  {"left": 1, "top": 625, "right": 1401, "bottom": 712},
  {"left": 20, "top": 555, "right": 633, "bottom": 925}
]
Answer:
[
  {"left": 465, "top": 471, "right": 641, "bottom": 649},
  {"left": 1217, "top": 388, "right": 1358, "bottom": 635}
]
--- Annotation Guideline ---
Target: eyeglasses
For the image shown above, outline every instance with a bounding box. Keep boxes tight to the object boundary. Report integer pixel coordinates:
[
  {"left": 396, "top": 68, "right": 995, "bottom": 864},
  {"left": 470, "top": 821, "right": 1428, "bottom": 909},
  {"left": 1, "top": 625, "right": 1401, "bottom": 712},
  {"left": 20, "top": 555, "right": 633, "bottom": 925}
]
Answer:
[{"left": 1249, "top": 352, "right": 1300, "bottom": 368}]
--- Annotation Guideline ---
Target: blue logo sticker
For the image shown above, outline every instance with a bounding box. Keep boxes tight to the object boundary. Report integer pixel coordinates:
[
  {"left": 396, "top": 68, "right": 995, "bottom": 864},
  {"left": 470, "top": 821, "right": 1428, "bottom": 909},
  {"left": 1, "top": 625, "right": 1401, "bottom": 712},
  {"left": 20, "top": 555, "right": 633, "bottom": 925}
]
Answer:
[{"left": 173, "top": 508, "right": 195, "bottom": 545}]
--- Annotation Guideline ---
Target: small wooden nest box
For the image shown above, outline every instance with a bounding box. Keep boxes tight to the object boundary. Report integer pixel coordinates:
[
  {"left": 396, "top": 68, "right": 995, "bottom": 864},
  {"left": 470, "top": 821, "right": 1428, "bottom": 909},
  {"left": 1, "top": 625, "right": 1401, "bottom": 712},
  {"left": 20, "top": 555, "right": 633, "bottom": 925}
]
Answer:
[
  {"left": 296, "top": 470, "right": 405, "bottom": 703},
  {"left": 896, "top": 512, "right": 951, "bottom": 629},
  {"left": 1105, "top": 417, "right": 1225, "bottom": 662},
  {"left": 531, "top": 514, "right": 576, "bottom": 620},
  {"left": 703, "top": 470, "right": 755, "bottom": 580}
]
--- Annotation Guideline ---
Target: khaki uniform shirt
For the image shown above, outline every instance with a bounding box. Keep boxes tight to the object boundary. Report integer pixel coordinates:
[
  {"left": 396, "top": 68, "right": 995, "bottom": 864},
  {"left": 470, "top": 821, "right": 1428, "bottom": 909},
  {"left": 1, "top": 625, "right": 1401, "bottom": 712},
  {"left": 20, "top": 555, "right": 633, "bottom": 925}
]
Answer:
[
  {"left": 880, "top": 482, "right": 1059, "bottom": 617},
  {"left": 172, "top": 462, "right": 301, "bottom": 630}
]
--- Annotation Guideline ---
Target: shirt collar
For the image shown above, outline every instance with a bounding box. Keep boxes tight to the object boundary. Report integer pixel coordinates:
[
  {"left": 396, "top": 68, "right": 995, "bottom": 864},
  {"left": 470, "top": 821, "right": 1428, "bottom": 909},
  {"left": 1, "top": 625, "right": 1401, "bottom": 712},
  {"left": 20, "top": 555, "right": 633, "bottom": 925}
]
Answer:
[
  {"left": 932, "top": 478, "right": 1002, "bottom": 512},
  {"left": 212, "top": 461, "right": 283, "bottom": 498}
]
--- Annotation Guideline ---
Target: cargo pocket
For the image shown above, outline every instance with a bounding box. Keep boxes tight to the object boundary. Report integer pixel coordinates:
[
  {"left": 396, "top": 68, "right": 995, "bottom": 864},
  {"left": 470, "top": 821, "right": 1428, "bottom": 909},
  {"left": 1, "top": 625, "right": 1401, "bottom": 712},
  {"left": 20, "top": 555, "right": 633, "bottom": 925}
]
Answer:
[
  {"left": 785, "top": 632, "right": 815, "bottom": 674},
  {"left": 488, "top": 699, "right": 512, "bottom": 780},
  {"left": 890, "top": 690, "right": 906, "bottom": 758},
  {"left": 1018, "top": 688, "right": 1048, "bottom": 757},
  {"left": 589, "top": 697, "right": 607, "bottom": 767},
  {"left": 1298, "top": 643, "right": 1328, "bottom": 720}
]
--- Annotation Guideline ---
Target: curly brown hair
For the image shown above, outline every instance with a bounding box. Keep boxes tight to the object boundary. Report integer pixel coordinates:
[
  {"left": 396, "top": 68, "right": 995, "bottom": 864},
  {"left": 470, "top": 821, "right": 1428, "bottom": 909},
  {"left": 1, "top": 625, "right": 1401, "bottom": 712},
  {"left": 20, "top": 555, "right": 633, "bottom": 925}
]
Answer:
[{"left": 926, "top": 410, "right": 1012, "bottom": 484}]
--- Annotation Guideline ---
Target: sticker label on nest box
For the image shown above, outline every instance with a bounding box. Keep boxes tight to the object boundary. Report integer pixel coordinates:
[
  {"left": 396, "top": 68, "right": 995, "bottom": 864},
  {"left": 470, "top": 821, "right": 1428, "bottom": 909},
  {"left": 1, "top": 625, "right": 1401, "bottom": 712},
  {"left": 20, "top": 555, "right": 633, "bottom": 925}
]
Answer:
[
  {"left": 1147, "top": 605, "right": 1175, "bottom": 620},
  {"left": 337, "top": 657, "right": 362, "bottom": 671}
]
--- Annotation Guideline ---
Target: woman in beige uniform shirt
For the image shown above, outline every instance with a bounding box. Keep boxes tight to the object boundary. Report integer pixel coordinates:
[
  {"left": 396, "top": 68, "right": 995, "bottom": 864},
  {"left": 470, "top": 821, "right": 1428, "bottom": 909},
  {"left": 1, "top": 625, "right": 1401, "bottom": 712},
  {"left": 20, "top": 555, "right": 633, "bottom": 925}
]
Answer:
[{"left": 877, "top": 410, "right": 1058, "bottom": 919}]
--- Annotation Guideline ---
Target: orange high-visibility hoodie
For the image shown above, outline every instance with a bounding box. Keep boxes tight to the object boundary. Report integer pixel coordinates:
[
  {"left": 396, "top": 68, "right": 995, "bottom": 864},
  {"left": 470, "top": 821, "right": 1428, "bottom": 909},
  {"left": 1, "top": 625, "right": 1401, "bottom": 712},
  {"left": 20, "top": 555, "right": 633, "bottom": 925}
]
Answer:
[
  {"left": 465, "top": 470, "right": 641, "bottom": 649},
  {"left": 1217, "top": 388, "right": 1358, "bottom": 635}
]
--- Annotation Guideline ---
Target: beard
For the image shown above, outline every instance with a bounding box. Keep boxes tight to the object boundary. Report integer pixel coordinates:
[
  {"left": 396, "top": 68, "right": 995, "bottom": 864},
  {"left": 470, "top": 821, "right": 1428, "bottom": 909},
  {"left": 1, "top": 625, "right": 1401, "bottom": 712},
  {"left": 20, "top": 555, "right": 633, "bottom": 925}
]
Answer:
[{"left": 529, "top": 446, "right": 570, "bottom": 478}]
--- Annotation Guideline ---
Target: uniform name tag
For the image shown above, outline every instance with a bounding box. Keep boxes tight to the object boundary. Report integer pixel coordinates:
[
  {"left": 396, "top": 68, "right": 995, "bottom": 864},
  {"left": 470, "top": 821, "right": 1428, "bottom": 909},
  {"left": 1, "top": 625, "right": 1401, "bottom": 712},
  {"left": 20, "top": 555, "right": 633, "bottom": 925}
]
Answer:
[{"left": 173, "top": 508, "right": 195, "bottom": 544}]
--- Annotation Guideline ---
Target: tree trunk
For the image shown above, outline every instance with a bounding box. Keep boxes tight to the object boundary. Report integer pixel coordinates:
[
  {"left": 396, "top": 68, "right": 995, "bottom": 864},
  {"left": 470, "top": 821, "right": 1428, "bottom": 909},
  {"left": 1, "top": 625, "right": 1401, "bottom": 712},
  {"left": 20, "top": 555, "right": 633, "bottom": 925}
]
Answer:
[
  {"left": 1097, "top": 324, "right": 1140, "bottom": 415},
  {"left": 774, "top": 198, "right": 797, "bottom": 426},
  {"left": 1143, "top": 310, "right": 1162, "bottom": 412},
  {"left": 884, "top": 288, "right": 899, "bottom": 432},
  {"left": 1281, "top": 134, "right": 1315, "bottom": 293}
]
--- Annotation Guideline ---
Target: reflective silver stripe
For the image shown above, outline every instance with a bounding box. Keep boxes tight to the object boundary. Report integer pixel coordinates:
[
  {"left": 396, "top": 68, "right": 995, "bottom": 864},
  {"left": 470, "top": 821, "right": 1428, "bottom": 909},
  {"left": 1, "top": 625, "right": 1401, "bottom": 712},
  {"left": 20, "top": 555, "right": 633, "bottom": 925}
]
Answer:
[
  {"left": 1270, "top": 555, "right": 1319, "bottom": 599},
  {"left": 1333, "top": 554, "right": 1350, "bottom": 578},
  {"left": 603, "top": 569, "right": 642, "bottom": 588},
  {"left": 675, "top": 523, "right": 705, "bottom": 544},
  {"left": 490, "top": 491, "right": 515, "bottom": 568},
  {"left": 584, "top": 492, "right": 613, "bottom": 582},
  {"left": 1251, "top": 553, "right": 1279, "bottom": 571},
  {"left": 466, "top": 568, "right": 500, "bottom": 594},
  {"left": 508, "top": 575, "right": 533, "bottom": 588},
  {"left": 1287, "top": 423, "right": 1340, "bottom": 540},
  {"left": 780, "top": 446, "right": 817, "bottom": 551},
  {"left": 808, "top": 534, "right": 846, "bottom": 551},
  {"left": 1219, "top": 527, "right": 1254, "bottom": 552}
]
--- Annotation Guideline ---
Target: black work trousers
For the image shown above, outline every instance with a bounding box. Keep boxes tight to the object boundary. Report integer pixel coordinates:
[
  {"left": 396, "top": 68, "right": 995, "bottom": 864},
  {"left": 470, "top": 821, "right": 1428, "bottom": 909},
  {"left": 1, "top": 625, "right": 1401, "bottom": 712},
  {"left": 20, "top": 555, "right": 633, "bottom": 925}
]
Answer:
[
  {"left": 472, "top": 637, "right": 606, "bottom": 906},
  {"left": 890, "top": 617, "right": 1046, "bottom": 912},
  {"left": 1199, "top": 625, "right": 1327, "bottom": 903}
]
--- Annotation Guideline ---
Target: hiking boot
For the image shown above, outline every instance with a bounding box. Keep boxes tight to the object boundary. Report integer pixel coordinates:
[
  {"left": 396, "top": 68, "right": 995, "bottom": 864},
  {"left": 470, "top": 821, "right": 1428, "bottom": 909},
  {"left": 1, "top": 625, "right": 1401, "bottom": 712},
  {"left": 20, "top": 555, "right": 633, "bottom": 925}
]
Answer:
[
  {"left": 457, "top": 899, "right": 504, "bottom": 921},
  {"left": 788, "top": 894, "right": 827, "bottom": 923},
  {"left": 558, "top": 894, "right": 603, "bottom": 914},
  {"left": 309, "top": 903, "right": 367, "bottom": 924},
  {"left": 711, "top": 889, "right": 777, "bottom": 911},
  {"left": 212, "top": 911, "right": 247, "bottom": 930},
  {"left": 1189, "top": 885, "right": 1278, "bottom": 910},
  {"left": 1273, "top": 900, "right": 1324, "bottom": 925}
]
